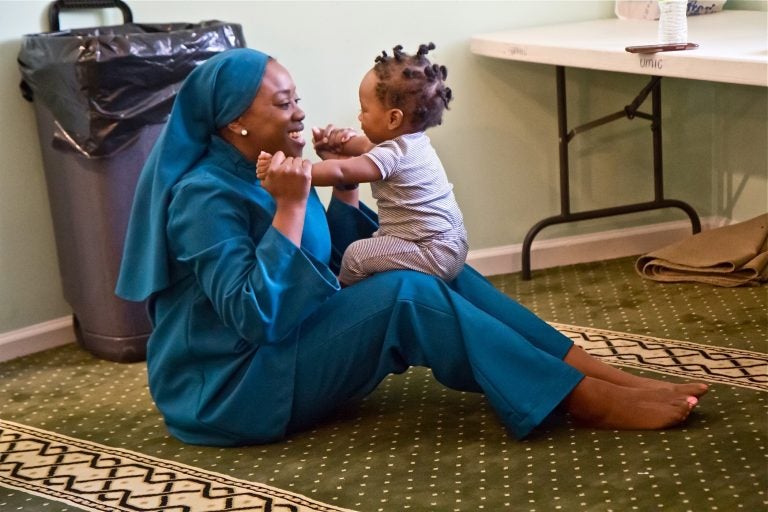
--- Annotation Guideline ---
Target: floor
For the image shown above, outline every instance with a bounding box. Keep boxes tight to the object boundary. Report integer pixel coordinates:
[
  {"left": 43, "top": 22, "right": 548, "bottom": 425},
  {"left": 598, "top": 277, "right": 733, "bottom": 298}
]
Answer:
[{"left": 1, "top": 256, "right": 766, "bottom": 511}]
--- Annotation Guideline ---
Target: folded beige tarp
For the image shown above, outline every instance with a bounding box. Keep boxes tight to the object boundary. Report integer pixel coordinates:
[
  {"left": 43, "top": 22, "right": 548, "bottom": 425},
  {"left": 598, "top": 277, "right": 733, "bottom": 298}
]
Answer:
[{"left": 635, "top": 214, "right": 768, "bottom": 287}]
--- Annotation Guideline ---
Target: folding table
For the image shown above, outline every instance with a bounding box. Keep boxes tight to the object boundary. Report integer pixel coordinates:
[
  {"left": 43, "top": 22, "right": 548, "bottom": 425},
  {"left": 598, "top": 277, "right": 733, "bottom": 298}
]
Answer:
[{"left": 471, "top": 11, "right": 767, "bottom": 279}]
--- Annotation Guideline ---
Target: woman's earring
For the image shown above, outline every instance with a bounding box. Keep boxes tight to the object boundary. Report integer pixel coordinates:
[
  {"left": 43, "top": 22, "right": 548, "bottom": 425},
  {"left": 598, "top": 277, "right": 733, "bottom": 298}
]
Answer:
[{"left": 240, "top": 129, "right": 248, "bottom": 136}]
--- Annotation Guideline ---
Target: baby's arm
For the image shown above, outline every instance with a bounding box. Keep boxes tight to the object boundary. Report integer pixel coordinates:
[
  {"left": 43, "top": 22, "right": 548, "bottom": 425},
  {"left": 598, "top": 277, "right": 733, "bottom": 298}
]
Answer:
[
  {"left": 311, "top": 155, "right": 381, "bottom": 188},
  {"left": 339, "top": 134, "right": 375, "bottom": 157},
  {"left": 258, "top": 151, "right": 380, "bottom": 189}
]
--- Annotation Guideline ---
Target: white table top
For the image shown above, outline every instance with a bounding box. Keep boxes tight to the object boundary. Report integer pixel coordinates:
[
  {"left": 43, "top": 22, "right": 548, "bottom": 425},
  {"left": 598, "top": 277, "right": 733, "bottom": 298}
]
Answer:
[{"left": 470, "top": 11, "right": 767, "bottom": 87}]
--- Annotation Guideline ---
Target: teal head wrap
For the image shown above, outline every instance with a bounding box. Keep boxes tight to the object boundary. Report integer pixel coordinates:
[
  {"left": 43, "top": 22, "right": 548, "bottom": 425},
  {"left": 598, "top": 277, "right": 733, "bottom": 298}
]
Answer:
[{"left": 116, "top": 48, "right": 270, "bottom": 301}]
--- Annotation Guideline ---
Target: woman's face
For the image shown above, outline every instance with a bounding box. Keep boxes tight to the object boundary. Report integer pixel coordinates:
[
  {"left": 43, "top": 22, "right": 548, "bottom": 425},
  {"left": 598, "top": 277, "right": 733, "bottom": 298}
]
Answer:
[{"left": 237, "top": 60, "right": 306, "bottom": 158}]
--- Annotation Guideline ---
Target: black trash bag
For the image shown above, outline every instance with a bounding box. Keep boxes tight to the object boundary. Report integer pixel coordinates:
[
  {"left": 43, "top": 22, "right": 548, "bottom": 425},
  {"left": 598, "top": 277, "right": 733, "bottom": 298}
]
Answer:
[{"left": 18, "top": 21, "right": 245, "bottom": 158}]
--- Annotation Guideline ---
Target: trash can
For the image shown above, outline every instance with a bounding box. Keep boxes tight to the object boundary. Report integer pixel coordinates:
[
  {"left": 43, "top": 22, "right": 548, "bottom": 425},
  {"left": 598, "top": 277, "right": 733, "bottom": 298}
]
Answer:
[{"left": 18, "top": 0, "right": 246, "bottom": 362}]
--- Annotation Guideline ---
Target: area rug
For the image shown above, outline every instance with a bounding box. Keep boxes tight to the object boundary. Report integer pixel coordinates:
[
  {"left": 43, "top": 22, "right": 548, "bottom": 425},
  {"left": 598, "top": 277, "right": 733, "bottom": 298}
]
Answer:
[
  {"left": 0, "top": 419, "right": 354, "bottom": 512},
  {"left": 1, "top": 323, "right": 766, "bottom": 512},
  {"left": 553, "top": 323, "right": 766, "bottom": 391}
]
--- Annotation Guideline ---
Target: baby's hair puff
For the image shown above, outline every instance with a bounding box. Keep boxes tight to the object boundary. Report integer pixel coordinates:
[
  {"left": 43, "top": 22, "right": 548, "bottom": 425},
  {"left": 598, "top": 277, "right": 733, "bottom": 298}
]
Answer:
[{"left": 372, "top": 42, "right": 453, "bottom": 132}]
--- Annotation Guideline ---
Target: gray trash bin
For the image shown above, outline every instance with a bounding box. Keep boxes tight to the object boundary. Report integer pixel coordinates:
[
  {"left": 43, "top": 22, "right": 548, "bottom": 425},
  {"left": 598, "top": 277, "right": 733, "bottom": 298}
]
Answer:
[{"left": 18, "top": 1, "right": 246, "bottom": 362}]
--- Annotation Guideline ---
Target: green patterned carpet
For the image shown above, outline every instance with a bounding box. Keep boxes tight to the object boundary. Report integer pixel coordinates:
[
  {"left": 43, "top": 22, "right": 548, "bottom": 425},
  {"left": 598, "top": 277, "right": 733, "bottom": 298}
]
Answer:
[{"left": 1, "top": 256, "right": 766, "bottom": 511}]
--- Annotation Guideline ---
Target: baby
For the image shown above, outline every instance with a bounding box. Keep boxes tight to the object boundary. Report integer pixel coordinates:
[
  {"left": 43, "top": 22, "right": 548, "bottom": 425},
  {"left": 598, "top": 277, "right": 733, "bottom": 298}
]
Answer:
[{"left": 259, "top": 43, "right": 467, "bottom": 286}]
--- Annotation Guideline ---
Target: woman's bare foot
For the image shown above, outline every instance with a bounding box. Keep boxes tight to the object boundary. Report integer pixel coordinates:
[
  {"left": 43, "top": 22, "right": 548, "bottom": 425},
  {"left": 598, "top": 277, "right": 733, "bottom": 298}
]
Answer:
[
  {"left": 631, "top": 376, "right": 709, "bottom": 397},
  {"left": 564, "top": 376, "right": 697, "bottom": 430},
  {"left": 564, "top": 345, "right": 709, "bottom": 397}
]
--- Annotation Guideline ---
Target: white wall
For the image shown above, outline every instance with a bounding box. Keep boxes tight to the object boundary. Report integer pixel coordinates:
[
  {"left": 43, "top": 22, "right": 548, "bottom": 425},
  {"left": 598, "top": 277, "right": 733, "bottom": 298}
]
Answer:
[{"left": 0, "top": 0, "right": 765, "bottom": 338}]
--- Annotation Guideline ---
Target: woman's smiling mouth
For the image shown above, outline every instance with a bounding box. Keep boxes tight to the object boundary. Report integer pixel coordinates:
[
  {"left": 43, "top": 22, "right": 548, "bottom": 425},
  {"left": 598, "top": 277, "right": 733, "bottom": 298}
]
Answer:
[{"left": 288, "top": 130, "right": 305, "bottom": 146}]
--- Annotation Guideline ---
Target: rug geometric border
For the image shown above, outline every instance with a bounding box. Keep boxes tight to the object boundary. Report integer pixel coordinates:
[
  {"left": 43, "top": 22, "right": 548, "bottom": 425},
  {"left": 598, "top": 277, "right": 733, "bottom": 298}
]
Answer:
[
  {"left": 552, "top": 322, "right": 768, "bottom": 392},
  {"left": 0, "top": 419, "right": 357, "bottom": 512}
]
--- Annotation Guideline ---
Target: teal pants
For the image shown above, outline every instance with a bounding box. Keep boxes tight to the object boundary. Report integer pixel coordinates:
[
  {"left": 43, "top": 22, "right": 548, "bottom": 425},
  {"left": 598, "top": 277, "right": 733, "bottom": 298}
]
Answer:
[{"left": 288, "top": 266, "right": 584, "bottom": 439}]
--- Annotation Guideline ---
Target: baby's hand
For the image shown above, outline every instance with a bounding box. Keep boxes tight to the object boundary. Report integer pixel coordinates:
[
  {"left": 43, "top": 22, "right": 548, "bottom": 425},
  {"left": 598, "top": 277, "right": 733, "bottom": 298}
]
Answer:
[
  {"left": 312, "top": 125, "right": 357, "bottom": 152},
  {"left": 256, "top": 151, "right": 272, "bottom": 180},
  {"left": 311, "top": 126, "right": 329, "bottom": 148}
]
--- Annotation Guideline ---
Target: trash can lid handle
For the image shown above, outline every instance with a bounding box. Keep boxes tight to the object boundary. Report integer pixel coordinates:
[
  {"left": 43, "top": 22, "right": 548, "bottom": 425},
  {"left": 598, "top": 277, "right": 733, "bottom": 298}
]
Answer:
[{"left": 47, "top": 0, "right": 133, "bottom": 32}]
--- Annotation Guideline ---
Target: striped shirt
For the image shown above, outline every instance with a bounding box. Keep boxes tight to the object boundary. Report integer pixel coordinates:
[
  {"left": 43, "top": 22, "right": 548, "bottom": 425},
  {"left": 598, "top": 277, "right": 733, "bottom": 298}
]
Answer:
[{"left": 365, "top": 132, "right": 465, "bottom": 241}]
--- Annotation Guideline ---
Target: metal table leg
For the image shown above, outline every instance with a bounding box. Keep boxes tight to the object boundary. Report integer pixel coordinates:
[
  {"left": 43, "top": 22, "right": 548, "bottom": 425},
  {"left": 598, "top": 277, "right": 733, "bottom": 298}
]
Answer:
[{"left": 521, "top": 66, "right": 701, "bottom": 280}]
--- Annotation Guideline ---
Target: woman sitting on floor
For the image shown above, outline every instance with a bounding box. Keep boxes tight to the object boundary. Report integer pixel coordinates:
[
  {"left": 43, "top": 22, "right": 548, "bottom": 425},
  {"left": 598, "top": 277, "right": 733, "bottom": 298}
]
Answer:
[{"left": 116, "top": 48, "right": 707, "bottom": 446}]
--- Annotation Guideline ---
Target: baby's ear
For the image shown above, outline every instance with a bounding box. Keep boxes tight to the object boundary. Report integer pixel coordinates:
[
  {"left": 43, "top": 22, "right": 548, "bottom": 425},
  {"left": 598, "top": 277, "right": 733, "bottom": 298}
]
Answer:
[{"left": 387, "top": 109, "right": 404, "bottom": 130}]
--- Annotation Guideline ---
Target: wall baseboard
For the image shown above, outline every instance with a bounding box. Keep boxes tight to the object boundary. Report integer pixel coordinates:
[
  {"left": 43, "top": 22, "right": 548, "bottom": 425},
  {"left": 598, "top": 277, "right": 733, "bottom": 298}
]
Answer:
[
  {"left": 0, "top": 216, "right": 728, "bottom": 361},
  {"left": 467, "top": 216, "right": 729, "bottom": 277},
  {"left": 0, "top": 316, "right": 74, "bottom": 363}
]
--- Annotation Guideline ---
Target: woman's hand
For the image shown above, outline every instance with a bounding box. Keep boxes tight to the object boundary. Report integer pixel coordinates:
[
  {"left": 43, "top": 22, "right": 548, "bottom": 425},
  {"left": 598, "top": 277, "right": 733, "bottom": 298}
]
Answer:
[
  {"left": 258, "top": 151, "right": 311, "bottom": 204},
  {"left": 258, "top": 151, "right": 311, "bottom": 246}
]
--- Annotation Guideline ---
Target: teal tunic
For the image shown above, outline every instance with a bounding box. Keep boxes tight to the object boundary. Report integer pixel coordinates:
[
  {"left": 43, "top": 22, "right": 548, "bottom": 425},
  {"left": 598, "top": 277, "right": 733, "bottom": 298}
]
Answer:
[{"left": 145, "top": 136, "right": 583, "bottom": 446}]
